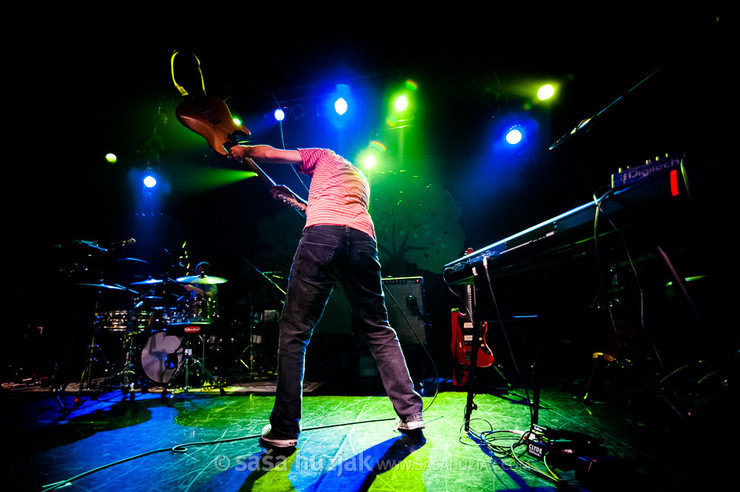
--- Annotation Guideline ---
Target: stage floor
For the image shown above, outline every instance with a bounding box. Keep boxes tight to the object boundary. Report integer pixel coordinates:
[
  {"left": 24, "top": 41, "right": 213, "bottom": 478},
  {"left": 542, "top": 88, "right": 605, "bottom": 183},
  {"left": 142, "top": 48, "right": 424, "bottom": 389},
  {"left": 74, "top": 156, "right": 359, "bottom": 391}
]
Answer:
[{"left": 1, "top": 375, "right": 727, "bottom": 491}]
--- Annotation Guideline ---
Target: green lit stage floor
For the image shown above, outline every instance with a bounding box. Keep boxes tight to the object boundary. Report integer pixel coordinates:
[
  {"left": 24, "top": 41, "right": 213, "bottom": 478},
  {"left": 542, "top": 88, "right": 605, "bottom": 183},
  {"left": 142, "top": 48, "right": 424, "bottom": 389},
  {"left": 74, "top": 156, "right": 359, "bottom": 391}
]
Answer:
[{"left": 2, "top": 380, "right": 729, "bottom": 491}]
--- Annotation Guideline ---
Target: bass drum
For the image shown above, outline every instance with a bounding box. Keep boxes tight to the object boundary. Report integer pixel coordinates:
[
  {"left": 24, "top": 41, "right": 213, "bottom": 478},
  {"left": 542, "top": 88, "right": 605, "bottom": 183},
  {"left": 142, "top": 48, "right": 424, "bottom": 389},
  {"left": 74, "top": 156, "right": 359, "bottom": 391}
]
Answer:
[{"left": 140, "top": 332, "right": 183, "bottom": 384}]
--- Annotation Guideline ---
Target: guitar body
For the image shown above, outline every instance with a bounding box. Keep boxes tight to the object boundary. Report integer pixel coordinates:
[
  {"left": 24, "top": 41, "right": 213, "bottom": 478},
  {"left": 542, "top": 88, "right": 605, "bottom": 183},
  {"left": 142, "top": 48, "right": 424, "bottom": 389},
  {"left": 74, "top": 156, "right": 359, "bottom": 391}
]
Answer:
[
  {"left": 451, "top": 285, "right": 494, "bottom": 386},
  {"left": 176, "top": 95, "right": 251, "bottom": 155},
  {"left": 176, "top": 95, "right": 307, "bottom": 215}
]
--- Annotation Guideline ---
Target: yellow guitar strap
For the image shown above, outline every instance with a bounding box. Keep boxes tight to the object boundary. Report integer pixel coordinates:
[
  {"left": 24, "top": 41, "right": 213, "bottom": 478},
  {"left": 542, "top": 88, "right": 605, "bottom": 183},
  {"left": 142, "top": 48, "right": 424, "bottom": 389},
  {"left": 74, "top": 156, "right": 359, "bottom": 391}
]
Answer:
[{"left": 170, "top": 50, "right": 206, "bottom": 97}]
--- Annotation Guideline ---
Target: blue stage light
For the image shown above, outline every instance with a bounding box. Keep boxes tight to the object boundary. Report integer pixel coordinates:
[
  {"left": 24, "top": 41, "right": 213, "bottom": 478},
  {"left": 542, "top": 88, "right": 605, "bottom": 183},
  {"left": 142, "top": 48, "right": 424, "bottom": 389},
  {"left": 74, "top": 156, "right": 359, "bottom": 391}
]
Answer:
[{"left": 505, "top": 127, "right": 523, "bottom": 145}]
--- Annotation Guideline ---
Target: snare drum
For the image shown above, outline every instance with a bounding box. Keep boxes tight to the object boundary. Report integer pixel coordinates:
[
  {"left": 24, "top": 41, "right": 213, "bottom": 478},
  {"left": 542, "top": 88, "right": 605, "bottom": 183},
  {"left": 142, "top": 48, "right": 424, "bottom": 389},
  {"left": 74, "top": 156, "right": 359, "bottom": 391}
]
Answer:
[
  {"left": 97, "top": 310, "right": 131, "bottom": 332},
  {"left": 171, "top": 293, "right": 215, "bottom": 326},
  {"left": 132, "top": 307, "right": 171, "bottom": 333}
]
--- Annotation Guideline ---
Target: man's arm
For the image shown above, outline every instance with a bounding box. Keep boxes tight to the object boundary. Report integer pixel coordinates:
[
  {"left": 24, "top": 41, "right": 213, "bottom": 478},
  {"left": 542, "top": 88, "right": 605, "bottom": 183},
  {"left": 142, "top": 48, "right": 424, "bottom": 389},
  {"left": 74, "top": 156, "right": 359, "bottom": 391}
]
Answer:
[
  {"left": 229, "top": 145, "right": 302, "bottom": 164},
  {"left": 230, "top": 144, "right": 308, "bottom": 213}
]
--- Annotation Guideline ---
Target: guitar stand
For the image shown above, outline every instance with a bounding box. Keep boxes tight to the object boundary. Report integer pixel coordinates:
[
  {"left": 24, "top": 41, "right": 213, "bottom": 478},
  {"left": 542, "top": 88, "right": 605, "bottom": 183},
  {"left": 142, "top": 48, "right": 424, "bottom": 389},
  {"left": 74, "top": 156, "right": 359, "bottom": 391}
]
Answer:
[{"left": 463, "top": 318, "right": 484, "bottom": 432}]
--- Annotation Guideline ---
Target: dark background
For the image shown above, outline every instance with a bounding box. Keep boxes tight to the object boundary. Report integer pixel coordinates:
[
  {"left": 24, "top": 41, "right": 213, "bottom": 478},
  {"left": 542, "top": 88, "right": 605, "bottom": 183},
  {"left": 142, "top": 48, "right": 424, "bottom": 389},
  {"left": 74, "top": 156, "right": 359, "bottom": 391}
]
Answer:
[{"left": 6, "top": 9, "right": 737, "bottom": 393}]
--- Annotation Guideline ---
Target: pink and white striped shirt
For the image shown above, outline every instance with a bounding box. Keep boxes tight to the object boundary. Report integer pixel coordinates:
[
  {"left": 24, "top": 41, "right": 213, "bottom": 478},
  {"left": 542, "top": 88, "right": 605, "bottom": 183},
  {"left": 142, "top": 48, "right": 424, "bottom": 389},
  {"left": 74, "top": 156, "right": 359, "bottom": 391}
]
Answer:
[{"left": 297, "top": 148, "right": 375, "bottom": 240}]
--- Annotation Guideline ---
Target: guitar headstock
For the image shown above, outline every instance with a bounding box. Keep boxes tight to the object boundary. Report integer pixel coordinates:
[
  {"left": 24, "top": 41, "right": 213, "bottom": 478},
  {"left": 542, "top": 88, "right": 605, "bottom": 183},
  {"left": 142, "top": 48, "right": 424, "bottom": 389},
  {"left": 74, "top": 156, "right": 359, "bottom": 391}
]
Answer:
[{"left": 271, "top": 185, "right": 307, "bottom": 216}]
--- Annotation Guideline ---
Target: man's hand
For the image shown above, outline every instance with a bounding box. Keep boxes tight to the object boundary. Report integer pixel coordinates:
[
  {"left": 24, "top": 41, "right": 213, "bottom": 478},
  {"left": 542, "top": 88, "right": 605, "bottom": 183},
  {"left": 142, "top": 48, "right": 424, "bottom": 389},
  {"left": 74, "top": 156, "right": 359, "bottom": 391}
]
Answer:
[{"left": 227, "top": 144, "right": 254, "bottom": 161}]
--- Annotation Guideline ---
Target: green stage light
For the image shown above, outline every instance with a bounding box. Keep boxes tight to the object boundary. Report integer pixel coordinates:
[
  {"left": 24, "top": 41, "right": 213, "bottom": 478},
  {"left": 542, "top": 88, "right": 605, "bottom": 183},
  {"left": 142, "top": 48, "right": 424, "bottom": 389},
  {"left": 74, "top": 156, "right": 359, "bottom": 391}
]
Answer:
[{"left": 537, "top": 84, "right": 555, "bottom": 101}]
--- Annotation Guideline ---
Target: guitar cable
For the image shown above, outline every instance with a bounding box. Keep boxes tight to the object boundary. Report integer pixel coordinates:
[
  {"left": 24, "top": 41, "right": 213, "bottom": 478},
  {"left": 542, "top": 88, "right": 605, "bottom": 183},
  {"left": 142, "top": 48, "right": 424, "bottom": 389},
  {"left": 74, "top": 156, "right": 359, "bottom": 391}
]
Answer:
[
  {"left": 170, "top": 50, "right": 206, "bottom": 98},
  {"left": 271, "top": 93, "right": 312, "bottom": 195},
  {"left": 39, "top": 417, "right": 407, "bottom": 492},
  {"left": 382, "top": 283, "right": 441, "bottom": 414},
  {"left": 480, "top": 256, "right": 536, "bottom": 430}
]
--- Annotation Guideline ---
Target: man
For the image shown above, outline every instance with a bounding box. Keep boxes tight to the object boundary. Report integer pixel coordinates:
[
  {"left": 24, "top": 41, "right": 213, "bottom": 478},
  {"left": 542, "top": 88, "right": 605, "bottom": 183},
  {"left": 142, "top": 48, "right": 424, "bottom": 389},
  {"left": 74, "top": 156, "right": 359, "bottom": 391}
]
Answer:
[
  {"left": 228, "top": 145, "right": 424, "bottom": 448},
  {"left": 182, "top": 261, "right": 219, "bottom": 322}
]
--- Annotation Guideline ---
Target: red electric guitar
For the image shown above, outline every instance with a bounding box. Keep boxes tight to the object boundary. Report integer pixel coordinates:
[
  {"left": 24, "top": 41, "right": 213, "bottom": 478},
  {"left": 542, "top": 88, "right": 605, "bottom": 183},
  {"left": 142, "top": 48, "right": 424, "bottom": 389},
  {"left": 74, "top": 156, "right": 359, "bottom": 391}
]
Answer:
[
  {"left": 175, "top": 94, "right": 307, "bottom": 215},
  {"left": 451, "top": 282, "right": 495, "bottom": 386}
]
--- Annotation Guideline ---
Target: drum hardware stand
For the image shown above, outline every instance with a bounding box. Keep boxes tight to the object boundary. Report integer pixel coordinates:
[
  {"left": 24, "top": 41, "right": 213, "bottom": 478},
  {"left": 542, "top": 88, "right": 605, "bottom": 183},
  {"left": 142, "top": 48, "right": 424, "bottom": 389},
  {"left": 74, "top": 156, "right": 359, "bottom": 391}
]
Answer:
[
  {"left": 109, "top": 330, "right": 146, "bottom": 400},
  {"left": 236, "top": 258, "right": 284, "bottom": 380},
  {"left": 165, "top": 333, "right": 223, "bottom": 393},
  {"left": 232, "top": 301, "right": 276, "bottom": 381},
  {"left": 78, "top": 320, "right": 113, "bottom": 394},
  {"left": 243, "top": 319, "right": 274, "bottom": 378}
]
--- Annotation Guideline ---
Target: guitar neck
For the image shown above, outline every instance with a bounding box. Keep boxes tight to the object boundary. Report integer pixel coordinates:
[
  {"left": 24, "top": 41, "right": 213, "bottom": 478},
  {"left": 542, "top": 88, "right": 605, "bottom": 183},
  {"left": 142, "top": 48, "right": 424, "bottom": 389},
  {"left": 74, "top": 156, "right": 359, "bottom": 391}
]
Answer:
[
  {"left": 465, "top": 284, "right": 475, "bottom": 322},
  {"left": 243, "top": 157, "right": 277, "bottom": 187}
]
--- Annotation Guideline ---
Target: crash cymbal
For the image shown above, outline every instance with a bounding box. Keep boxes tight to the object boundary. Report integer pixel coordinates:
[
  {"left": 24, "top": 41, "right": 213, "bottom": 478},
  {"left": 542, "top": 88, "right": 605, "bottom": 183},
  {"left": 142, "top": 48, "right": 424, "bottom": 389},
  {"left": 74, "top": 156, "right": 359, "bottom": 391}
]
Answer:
[
  {"left": 76, "top": 282, "right": 128, "bottom": 291},
  {"left": 131, "top": 277, "right": 164, "bottom": 285},
  {"left": 176, "top": 274, "right": 228, "bottom": 285}
]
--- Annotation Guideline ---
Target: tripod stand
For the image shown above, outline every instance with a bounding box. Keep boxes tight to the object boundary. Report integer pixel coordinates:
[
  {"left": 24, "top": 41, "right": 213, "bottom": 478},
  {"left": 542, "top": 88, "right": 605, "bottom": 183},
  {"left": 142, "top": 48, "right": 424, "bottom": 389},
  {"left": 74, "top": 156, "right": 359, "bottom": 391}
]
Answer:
[
  {"left": 108, "top": 329, "right": 145, "bottom": 399},
  {"left": 233, "top": 306, "right": 278, "bottom": 379},
  {"left": 165, "top": 327, "right": 222, "bottom": 392},
  {"left": 79, "top": 324, "right": 113, "bottom": 392}
]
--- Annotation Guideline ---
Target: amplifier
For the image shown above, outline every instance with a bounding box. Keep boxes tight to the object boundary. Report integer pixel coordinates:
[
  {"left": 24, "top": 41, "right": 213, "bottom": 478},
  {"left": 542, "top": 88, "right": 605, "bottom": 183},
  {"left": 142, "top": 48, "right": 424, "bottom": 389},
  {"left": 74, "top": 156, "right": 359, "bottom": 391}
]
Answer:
[
  {"left": 382, "top": 276, "right": 426, "bottom": 345},
  {"left": 312, "top": 276, "right": 426, "bottom": 344}
]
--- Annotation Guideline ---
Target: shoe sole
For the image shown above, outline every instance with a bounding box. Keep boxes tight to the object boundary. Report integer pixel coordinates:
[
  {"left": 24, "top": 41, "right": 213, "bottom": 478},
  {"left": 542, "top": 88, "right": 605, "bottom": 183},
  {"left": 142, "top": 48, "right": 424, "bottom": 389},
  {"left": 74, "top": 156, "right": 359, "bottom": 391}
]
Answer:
[{"left": 259, "top": 436, "right": 298, "bottom": 448}]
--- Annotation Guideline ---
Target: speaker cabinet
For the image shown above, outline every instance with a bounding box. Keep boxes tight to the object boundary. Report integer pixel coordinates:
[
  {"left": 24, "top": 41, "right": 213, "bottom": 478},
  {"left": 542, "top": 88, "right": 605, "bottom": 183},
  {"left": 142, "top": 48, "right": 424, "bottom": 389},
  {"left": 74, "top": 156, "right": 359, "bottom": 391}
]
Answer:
[
  {"left": 307, "top": 276, "right": 427, "bottom": 390},
  {"left": 313, "top": 285, "right": 353, "bottom": 335},
  {"left": 312, "top": 277, "right": 426, "bottom": 344},
  {"left": 382, "top": 276, "right": 426, "bottom": 345}
]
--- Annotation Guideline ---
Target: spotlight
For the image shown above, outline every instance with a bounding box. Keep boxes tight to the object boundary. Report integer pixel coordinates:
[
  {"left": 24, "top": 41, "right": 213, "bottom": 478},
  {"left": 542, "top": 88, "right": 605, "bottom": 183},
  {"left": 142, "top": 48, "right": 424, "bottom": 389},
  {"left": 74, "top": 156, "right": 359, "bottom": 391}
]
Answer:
[
  {"left": 357, "top": 141, "right": 386, "bottom": 171},
  {"left": 394, "top": 94, "right": 409, "bottom": 112},
  {"left": 143, "top": 175, "right": 157, "bottom": 188},
  {"left": 334, "top": 97, "right": 348, "bottom": 116},
  {"left": 273, "top": 108, "right": 285, "bottom": 122},
  {"left": 505, "top": 127, "right": 523, "bottom": 145},
  {"left": 537, "top": 84, "right": 555, "bottom": 101},
  {"left": 386, "top": 80, "right": 418, "bottom": 128},
  {"left": 362, "top": 154, "right": 377, "bottom": 169},
  {"left": 105, "top": 153, "right": 117, "bottom": 164}
]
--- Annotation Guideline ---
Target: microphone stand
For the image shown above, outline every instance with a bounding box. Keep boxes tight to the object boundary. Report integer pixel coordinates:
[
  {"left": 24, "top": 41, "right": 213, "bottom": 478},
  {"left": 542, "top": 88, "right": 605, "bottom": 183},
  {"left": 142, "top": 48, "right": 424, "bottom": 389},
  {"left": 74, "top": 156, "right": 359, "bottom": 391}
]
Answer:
[
  {"left": 241, "top": 256, "right": 287, "bottom": 300},
  {"left": 549, "top": 62, "right": 666, "bottom": 151}
]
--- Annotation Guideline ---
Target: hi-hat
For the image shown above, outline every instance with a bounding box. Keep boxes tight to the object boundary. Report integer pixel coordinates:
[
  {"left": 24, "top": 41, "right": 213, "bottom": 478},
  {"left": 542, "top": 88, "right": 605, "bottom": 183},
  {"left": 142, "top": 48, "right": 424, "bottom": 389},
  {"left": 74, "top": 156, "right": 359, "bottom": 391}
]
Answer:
[{"left": 176, "top": 275, "right": 228, "bottom": 285}]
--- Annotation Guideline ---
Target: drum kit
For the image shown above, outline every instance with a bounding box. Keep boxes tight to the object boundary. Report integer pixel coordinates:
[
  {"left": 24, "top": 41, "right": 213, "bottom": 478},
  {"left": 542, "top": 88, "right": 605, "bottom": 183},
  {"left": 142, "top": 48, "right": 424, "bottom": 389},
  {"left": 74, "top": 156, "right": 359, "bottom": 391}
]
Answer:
[
  {"left": 54, "top": 238, "right": 281, "bottom": 399},
  {"left": 76, "top": 267, "right": 234, "bottom": 397}
]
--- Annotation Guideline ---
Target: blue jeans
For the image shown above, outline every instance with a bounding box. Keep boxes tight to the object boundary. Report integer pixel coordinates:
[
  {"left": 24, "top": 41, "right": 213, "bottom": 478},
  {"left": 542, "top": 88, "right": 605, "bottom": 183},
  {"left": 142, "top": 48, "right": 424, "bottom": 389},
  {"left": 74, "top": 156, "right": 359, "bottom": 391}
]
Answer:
[{"left": 269, "top": 225, "right": 423, "bottom": 438}]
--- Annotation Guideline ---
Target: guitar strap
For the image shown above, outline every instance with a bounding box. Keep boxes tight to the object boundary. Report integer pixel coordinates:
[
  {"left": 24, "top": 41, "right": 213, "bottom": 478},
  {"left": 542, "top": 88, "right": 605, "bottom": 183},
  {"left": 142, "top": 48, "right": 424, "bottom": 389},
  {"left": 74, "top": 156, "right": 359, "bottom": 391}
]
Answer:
[{"left": 170, "top": 50, "right": 206, "bottom": 98}]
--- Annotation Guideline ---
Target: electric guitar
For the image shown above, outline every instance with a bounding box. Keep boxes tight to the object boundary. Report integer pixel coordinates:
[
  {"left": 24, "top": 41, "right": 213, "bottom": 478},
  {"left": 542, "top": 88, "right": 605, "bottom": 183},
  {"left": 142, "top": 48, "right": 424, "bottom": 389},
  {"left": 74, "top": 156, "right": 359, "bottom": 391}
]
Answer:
[
  {"left": 451, "top": 282, "right": 495, "bottom": 386},
  {"left": 176, "top": 95, "right": 307, "bottom": 215}
]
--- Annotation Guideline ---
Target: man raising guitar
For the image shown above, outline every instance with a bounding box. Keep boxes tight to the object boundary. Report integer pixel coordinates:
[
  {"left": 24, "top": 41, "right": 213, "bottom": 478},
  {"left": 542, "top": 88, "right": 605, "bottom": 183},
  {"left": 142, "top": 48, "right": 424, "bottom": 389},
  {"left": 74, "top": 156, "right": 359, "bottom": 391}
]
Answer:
[{"left": 228, "top": 144, "right": 425, "bottom": 449}]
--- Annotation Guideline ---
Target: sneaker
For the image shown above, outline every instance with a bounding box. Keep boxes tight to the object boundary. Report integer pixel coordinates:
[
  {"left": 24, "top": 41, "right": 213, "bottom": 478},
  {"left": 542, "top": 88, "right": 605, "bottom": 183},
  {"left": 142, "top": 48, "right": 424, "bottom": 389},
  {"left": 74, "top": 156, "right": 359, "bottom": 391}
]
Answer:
[
  {"left": 396, "top": 417, "right": 425, "bottom": 432},
  {"left": 259, "top": 424, "right": 298, "bottom": 448}
]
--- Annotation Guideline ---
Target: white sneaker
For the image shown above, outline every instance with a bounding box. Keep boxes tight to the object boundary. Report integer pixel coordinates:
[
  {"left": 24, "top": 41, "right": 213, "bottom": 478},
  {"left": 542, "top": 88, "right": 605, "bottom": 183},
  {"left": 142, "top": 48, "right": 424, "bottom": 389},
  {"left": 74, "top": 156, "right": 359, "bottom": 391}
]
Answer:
[
  {"left": 396, "top": 417, "right": 425, "bottom": 432},
  {"left": 259, "top": 424, "right": 298, "bottom": 448}
]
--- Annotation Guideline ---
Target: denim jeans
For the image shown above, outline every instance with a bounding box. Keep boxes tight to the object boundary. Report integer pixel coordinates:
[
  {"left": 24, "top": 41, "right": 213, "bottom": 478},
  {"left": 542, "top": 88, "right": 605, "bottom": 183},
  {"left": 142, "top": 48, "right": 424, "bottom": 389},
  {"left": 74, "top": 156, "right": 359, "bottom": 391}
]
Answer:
[{"left": 269, "top": 225, "right": 423, "bottom": 438}]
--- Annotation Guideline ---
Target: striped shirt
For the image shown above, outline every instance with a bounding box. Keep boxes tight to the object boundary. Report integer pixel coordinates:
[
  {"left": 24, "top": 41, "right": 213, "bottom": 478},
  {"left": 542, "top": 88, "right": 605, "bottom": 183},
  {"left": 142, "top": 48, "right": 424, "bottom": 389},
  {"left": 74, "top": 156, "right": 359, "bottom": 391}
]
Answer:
[{"left": 297, "top": 148, "right": 375, "bottom": 240}]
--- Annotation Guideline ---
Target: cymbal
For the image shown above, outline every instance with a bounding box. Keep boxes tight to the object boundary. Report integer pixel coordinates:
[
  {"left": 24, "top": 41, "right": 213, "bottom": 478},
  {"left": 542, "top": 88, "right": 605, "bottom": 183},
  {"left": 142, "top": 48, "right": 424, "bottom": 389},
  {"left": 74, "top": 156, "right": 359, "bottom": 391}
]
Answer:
[
  {"left": 76, "top": 282, "right": 128, "bottom": 291},
  {"left": 131, "top": 277, "right": 164, "bottom": 285},
  {"left": 176, "top": 274, "right": 228, "bottom": 285}
]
